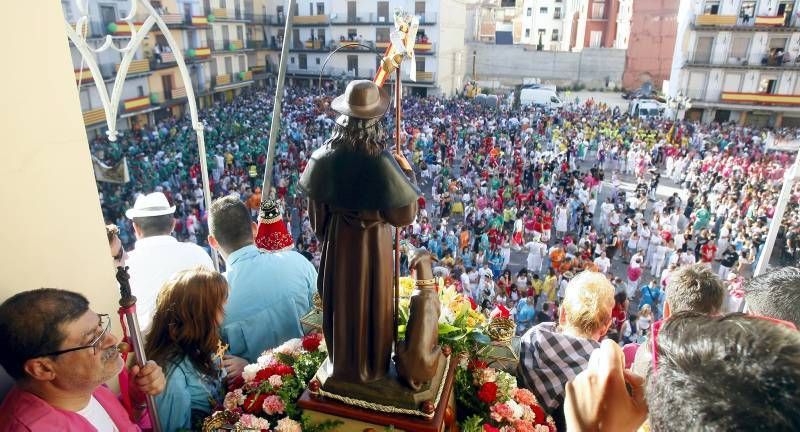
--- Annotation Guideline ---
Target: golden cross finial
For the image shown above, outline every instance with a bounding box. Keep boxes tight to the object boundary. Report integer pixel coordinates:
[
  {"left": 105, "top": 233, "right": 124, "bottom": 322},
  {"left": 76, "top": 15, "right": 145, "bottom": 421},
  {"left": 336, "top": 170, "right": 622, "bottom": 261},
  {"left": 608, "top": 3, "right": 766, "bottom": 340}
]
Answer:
[{"left": 213, "top": 340, "right": 229, "bottom": 362}]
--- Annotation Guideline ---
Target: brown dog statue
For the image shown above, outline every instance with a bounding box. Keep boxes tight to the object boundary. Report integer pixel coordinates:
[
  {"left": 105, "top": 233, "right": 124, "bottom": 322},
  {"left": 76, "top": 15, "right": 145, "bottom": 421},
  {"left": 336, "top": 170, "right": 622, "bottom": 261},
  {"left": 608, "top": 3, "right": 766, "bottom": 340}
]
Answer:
[{"left": 395, "top": 248, "right": 442, "bottom": 391}]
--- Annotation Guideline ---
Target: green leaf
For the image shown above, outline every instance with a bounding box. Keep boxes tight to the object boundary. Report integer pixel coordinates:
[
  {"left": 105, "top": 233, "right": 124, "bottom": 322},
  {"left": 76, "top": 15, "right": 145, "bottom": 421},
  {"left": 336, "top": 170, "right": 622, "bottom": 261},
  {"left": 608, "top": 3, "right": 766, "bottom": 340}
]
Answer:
[
  {"left": 438, "top": 322, "right": 460, "bottom": 335},
  {"left": 470, "top": 332, "right": 491, "bottom": 346}
]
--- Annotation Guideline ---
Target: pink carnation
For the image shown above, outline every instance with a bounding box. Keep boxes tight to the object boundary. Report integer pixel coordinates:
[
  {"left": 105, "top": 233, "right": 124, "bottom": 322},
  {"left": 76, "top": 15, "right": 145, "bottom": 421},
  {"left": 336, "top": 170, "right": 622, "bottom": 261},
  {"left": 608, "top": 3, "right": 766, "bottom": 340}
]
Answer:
[
  {"left": 490, "top": 402, "right": 515, "bottom": 422},
  {"left": 513, "top": 388, "right": 538, "bottom": 408},
  {"left": 262, "top": 394, "right": 285, "bottom": 416},
  {"left": 268, "top": 374, "right": 283, "bottom": 389},
  {"left": 513, "top": 419, "right": 536, "bottom": 432},
  {"left": 274, "top": 417, "right": 303, "bottom": 432},
  {"left": 236, "top": 414, "right": 271, "bottom": 430},
  {"left": 223, "top": 388, "right": 244, "bottom": 411}
]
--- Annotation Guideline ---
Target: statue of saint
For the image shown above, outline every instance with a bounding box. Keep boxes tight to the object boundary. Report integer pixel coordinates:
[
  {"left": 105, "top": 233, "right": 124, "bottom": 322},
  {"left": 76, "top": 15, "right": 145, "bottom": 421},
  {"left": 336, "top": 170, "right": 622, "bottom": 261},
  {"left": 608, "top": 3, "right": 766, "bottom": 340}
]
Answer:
[{"left": 299, "top": 80, "right": 419, "bottom": 384}]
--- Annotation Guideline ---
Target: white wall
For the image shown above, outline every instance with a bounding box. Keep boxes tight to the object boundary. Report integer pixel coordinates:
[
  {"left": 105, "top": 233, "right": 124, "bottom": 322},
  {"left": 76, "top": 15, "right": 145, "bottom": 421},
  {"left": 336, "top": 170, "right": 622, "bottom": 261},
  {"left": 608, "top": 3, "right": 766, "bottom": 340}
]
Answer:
[{"left": 1, "top": 0, "right": 124, "bottom": 397}]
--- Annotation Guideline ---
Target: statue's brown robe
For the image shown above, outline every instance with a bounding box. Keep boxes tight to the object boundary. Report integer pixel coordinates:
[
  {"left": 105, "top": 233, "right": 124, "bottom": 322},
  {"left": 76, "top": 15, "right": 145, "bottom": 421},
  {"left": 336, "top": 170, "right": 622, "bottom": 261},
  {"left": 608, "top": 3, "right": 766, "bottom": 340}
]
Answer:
[{"left": 301, "top": 144, "right": 419, "bottom": 383}]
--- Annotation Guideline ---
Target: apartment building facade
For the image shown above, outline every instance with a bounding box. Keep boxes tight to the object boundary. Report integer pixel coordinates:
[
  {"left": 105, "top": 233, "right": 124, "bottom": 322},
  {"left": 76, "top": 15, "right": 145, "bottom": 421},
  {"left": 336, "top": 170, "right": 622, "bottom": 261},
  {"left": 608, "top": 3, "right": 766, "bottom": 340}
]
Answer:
[
  {"left": 257, "top": 0, "right": 466, "bottom": 96},
  {"left": 471, "top": 0, "right": 631, "bottom": 51},
  {"left": 669, "top": 0, "right": 800, "bottom": 126}
]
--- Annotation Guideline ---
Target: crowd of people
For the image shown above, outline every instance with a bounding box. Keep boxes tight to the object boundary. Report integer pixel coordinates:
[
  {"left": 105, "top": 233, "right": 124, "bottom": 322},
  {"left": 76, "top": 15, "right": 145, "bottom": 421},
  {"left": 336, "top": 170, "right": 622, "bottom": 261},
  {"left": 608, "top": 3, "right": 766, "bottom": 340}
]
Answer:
[{"left": 1, "top": 81, "right": 799, "bottom": 431}]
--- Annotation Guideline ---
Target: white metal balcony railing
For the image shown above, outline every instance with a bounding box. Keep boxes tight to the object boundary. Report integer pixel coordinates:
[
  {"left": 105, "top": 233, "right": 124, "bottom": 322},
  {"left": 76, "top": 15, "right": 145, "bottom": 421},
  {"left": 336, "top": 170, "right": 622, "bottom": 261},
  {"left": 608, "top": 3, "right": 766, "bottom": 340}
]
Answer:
[{"left": 328, "top": 12, "right": 437, "bottom": 25}]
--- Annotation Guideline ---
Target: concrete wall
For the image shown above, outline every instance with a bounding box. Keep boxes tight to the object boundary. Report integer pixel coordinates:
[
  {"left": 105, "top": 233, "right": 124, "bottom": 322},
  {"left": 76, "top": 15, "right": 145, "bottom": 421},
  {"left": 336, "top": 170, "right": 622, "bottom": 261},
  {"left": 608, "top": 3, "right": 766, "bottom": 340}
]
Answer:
[{"left": 467, "top": 42, "right": 626, "bottom": 88}]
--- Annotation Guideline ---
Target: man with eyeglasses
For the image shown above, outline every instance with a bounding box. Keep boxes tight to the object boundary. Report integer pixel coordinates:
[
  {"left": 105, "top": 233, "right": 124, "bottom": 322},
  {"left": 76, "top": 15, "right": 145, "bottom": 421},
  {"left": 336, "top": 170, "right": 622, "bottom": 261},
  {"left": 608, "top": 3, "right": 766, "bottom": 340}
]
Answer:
[{"left": 0, "top": 288, "right": 165, "bottom": 430}]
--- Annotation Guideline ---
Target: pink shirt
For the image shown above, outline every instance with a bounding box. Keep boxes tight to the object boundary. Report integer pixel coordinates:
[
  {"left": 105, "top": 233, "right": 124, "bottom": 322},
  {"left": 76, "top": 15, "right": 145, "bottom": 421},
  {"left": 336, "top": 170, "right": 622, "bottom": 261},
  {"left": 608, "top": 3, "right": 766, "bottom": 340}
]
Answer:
[{"left": 0, "top": 385, "right": 139, "bottom": 431}]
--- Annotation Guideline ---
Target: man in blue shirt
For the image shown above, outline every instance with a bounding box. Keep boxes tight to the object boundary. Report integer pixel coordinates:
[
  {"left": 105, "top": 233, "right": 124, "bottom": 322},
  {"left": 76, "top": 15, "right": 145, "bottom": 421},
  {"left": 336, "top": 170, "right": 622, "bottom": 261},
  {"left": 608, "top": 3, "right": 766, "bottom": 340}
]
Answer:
[{"left": 208, "top": 196, "right": 317, "bottom": 371}]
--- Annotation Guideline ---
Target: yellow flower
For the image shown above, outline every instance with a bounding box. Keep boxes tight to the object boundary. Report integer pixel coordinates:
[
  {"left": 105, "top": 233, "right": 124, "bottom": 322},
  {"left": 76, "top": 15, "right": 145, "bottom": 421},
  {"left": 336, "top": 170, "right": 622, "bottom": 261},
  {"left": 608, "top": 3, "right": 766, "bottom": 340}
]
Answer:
[{"left": 399, "top": 277, "right": 415, "bottom": 298}]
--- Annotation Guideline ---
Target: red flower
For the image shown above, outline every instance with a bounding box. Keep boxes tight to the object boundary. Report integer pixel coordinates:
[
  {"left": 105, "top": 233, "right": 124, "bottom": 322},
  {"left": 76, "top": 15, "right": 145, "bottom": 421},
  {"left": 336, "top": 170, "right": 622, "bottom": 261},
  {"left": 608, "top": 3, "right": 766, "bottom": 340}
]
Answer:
[
  {"left": 482, "top": 425, "right": 500, "bottom": 432},
  {"left": 302, "top": 333, "right": 322, "bottom": 352},
  {"left": 477, "top": 382, "right": 498, "bottom": 404},
  {"left": 273, "top": 363, "right": 295, "bottom": 376},
  {"left": 531, "top": 404, "right": 546, "bottom": 423},
  {"left": 227, "top": 375, "right": 245, "bottom": 391},
  {"left": 243, "top": 393, "right": 267, "bottom": 414},
  {"left": 467, "top": 296, "right": 478, "bottom": 310},
  {"left": 468, "top": 358, "right": 488, "bottom": 371}
]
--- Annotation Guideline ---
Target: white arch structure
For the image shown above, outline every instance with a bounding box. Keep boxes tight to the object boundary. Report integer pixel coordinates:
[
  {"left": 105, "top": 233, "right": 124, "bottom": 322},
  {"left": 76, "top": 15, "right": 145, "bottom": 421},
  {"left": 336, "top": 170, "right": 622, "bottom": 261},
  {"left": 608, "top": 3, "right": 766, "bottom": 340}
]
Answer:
[{"left": 65, "top": 0, "right": 219, "bottom": 270}]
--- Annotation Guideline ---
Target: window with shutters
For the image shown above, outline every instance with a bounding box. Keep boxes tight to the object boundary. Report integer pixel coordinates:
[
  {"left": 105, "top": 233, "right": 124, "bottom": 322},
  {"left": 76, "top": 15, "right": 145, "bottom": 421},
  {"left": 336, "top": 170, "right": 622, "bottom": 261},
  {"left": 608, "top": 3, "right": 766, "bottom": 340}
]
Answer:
[
  {"left": 704, "top": 1, "right": 720, "bottom": 14},
  {"left": 728, "top": 36, "right": 750, "bottom": 64},
  {"left": 376, "top": 27, "right": 390, "bottom": 42},
  {"left": 687, "top": 71, "right": 707, "bottom": 99},
  {"left": 693, "top": 36, "right": 714, "bottom": 63},
  {"left": 722, "top": 73, "right": 742, "bottom": 92}
]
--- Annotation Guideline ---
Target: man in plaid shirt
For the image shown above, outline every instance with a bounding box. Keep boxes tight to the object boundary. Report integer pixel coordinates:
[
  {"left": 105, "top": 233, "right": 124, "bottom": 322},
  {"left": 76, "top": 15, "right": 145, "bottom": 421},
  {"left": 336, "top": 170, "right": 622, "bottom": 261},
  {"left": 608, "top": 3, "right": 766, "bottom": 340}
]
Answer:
[{"left": 517, "top": 271, "right": 614, "bottom": 431}]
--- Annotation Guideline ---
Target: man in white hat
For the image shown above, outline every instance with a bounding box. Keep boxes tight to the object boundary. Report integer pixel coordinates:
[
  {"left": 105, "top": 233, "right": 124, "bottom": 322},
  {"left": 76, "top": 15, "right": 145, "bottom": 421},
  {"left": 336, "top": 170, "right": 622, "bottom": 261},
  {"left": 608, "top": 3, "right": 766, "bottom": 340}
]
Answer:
[{"left": 124, "top": 192, "right": 214, "bottom": 330}]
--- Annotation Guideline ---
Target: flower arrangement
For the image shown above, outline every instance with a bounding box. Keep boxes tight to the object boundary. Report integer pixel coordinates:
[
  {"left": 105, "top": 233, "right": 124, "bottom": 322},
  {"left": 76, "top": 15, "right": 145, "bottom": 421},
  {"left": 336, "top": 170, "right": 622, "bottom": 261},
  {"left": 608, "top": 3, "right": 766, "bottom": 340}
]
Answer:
[
  {"left": 202, "top": 333, "right": 340, "bottom": 432},
  {"left": 456, "top": 358, "right": 556, "bottom": 432},
  {"left": 397, "top": 280, "right": 490, "bottom": 355}
]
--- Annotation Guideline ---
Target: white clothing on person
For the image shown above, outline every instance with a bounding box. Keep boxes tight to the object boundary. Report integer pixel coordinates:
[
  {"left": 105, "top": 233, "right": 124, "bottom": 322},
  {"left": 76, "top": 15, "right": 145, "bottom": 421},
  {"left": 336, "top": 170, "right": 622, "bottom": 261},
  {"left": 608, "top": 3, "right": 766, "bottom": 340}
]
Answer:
[
  {"left": 77, "top": 396, "right": 119, "bottom": 432},
  {"left": 127, "top": 235, "right": 215, "bottom": 330},
  {"left": 525, "top": 240, "right": 547, "bottom": 273}
]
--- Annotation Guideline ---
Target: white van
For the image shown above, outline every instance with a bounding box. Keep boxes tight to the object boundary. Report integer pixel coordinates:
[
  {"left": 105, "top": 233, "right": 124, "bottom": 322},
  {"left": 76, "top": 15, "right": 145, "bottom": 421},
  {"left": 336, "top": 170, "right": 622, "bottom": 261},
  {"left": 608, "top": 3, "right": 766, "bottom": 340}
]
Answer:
[
  {"left": 519, "top": 87, "right": 563, "bottom": 108},
  {"left": 628, "top": 99, "right": 664, "bottom": 120}
]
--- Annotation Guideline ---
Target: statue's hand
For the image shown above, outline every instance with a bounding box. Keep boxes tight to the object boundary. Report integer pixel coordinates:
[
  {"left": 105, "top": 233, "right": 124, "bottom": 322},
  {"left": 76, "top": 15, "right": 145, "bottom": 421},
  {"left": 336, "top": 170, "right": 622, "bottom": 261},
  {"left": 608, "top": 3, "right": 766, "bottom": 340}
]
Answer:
[{"left": 393, "top": 153, "right": 412, "bottom": 172}]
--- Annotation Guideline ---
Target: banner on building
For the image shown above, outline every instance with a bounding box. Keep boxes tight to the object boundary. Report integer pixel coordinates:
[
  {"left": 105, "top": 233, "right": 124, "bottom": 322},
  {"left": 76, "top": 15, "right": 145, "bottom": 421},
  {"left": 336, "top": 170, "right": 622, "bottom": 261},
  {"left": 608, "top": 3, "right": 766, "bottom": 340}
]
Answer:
[
  {"left": 92, "top": 156, "right": 130, "bottom": 183},
  {"left": 765, "top": 132, "right": 800, "bottom": 152}
]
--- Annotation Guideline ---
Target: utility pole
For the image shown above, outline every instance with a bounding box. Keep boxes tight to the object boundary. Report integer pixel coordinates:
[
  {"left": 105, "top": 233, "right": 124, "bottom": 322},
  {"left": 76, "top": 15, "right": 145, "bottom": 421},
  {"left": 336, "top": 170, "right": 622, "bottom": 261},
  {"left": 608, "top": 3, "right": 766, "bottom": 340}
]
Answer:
[{"left": 472, "top": 50, "right": 477, "bottom": 79}]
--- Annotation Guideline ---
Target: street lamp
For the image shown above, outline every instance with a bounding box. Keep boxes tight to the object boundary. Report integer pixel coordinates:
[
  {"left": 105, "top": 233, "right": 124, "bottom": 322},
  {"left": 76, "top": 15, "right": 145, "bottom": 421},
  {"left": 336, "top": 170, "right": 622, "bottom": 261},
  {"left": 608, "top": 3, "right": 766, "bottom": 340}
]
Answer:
[
  {"left": 666, "top": 92, "right": 691, "bottom": 122},
  {"left": 537, "top": 29, "right": 545, "bottom": 51}
]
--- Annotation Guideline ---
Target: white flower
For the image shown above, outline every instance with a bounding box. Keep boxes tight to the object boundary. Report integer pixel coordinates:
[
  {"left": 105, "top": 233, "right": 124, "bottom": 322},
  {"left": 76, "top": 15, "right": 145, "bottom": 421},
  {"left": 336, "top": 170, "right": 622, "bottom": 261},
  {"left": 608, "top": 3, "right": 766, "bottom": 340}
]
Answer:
[
  {"left": 274, "top": 417, "right": 302, "bottom": 432},
  {"left": 242, "top": 364, "right": 260, "bottom": 384},
  {"left": 257, "top": 352, "right": 275, "bottom": 368},
  {"left": 275, "top": 338, "right": 303, "bottom": 356},
  {"left": 506, "top": 399, "right": 524, "bottom": 420},
  {"left": 439, "top": 306, "right": 456, "bottom": 324},
  {"left": 535, "top": 425, "right": 551, "bottom": 432},
  {"left": 317, "top": 341, "right": 328, "bottom": 353}
]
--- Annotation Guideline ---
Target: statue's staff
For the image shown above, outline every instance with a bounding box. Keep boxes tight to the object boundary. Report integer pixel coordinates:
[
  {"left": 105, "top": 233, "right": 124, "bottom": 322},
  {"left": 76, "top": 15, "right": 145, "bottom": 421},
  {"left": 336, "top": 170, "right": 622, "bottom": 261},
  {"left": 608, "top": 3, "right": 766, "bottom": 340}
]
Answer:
[
  {"left": 260, "top": 0, "right": 296, "bottom": 200},
  {"left": 116, "top": 266, "right": 162, "bottom": 432},
  {"left": 373, "top": 12, "right": 419, "bottom": 345}
]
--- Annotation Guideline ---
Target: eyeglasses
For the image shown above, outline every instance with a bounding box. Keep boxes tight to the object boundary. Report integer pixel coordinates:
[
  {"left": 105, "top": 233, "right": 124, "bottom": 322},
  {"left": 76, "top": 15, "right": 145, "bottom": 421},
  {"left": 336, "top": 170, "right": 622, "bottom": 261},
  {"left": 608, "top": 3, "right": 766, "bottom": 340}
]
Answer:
[{"left": 34, "top": 314, "right": 112, "bottom": 358}]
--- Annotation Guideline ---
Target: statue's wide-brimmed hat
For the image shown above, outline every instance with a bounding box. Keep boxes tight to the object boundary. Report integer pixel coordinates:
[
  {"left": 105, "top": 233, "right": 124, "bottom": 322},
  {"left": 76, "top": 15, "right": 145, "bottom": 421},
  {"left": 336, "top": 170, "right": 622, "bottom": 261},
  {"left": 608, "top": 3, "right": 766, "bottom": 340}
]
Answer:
[{"left": 331, "top": 80, "right": 391, "bottom": 119}]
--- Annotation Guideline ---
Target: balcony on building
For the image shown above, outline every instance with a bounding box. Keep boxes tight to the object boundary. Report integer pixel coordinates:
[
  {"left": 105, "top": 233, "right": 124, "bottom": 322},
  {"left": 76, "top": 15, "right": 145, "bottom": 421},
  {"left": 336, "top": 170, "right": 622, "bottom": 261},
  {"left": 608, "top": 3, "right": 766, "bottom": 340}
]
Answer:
[
  {"left": 288, "top": 65, "right": 375, "bottom": 81},
  {"left": 82, "top": 107, "right": 106, "bottom": 126},
  {"left": 329, "top": 12, "right": 436, "bottom": 25},
  {"left": 693, "top": 10, "right": 798, "bottom": 30},
  {"left": 333, "top": 39, "right": 375, "bottom": 51},
  {"left": 385, "top": 71, "right": 436, "bottom": 84},
  {"left": 121, "top": 95, "right": 156, "bottom": 115},
  {"left": 150, "top": 47, "right": 178, "bottom": 70},
  {"left": 289, "top": 39, "right": 331, "bottom": 52},
  {"left": 246, "top": 39, "right": 278, "bottom": 50},
  {"left": 292, "top": 14, "right": 329, "bottom": 26},
  {"left": 114, "top": 59, "right": 151, "bottom": 76},
  {"left": 149, "top": 87, "right": 188, "bottom": 107},
  {"left": 720, "top": 91, "right": 800, "bottom": 106},
  {"left": 212, "top": 71, "right": 253, "bottom": 91},
  {"left": 210, "top": 7, "right": 248, "bottom": 22},
  {"left": 685, "top": 41, "right": 800, "bottom": 71},
  {"left": 211, "top": 39, "right": 247, "bottom": 53}
]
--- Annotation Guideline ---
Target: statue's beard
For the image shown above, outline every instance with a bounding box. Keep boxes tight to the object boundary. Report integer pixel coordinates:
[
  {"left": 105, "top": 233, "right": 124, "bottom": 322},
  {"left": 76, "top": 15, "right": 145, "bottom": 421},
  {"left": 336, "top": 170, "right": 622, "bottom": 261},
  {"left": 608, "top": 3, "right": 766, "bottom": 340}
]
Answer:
[{"left": 327, "top": 117, "right": 387, "bottom": 156}]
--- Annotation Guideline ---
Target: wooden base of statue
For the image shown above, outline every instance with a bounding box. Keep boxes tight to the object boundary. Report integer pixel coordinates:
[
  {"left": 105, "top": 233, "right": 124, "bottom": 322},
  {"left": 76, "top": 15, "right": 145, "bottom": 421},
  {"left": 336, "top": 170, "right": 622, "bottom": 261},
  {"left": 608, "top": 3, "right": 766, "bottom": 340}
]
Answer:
[{"left": 298, "top": 354, "right": 457, "bottom": 432}]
